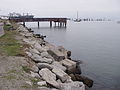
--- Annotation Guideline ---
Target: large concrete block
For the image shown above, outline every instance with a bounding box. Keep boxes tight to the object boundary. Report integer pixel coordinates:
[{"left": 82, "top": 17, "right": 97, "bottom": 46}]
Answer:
[{"left": 47, "top": 48, "right": 65, "bottom": 61}]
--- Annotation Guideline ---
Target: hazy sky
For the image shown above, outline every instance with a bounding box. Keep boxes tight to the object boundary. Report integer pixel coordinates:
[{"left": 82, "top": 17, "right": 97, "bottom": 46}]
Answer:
[{"left": 0, "top": 0, "right": 120, "bottom": 18}]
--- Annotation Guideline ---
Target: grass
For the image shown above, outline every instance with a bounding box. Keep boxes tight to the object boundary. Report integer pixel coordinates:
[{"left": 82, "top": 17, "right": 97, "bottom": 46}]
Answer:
[
  {"left": 22, "top": 66, "right": 31, "bottom": 73},
  {"left": 0, "top": 30, "right": 24, "bottom": 56},
  {"left": 3, "top": 24, "right": 13, "bottom": 30}
]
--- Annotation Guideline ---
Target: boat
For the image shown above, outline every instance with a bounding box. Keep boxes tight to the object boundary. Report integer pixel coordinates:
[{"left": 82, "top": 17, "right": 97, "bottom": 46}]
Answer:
[
  {"left": 9, "top": 12, "right": 34, "bottom": 19},
  {"left": 74, "top": 11, "right": 81, "bottom": 22}
]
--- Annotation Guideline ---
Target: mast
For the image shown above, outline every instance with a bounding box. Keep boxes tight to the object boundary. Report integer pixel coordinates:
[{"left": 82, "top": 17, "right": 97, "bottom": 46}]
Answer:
[{"left": 77, "top": 11, "right": 78, "bottom": 20}]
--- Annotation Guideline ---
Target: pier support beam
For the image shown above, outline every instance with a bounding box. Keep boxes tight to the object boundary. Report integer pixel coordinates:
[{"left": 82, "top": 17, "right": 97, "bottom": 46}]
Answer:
[
  {"left": 23, "top": 22, "right": 25, "bottom": 27},
  {"left": 54, "top": 22, "right": 56, "bottom": 27},
  {"left": 38, "top": 22, "right": 40, "bottom": 28},
  {"left": 50, "top": 21, "right": 52, "bottom": 28}
]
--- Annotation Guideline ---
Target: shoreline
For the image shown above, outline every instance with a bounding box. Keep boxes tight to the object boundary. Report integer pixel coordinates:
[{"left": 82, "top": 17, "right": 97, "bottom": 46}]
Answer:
[{"left": 1, "top": 20, "right": 93, "bottom": 90}]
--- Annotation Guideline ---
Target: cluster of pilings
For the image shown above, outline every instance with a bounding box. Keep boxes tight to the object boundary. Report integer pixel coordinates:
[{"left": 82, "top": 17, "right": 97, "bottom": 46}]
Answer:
[{"left": 37, "top": 21, "right": 67, "bottom": 28}]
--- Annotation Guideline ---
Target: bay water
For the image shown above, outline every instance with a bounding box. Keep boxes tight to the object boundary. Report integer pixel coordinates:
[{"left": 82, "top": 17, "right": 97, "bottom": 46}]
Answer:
[{"left": 26, "top": 21, "right": 120, "bottom": 90}]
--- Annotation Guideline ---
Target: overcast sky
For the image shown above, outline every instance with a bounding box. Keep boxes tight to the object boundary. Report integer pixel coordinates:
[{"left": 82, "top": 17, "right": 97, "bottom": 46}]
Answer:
[{"left": 0, "top": 0, "right": 120, "bottom": 19}]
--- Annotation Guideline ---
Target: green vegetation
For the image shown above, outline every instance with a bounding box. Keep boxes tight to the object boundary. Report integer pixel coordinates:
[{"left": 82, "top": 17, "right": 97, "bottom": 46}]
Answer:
[
  {"left": 3, "top": 24, "right": 13, "bottom": 30},
  {"left": 22, "top": 66, "right": 31, "bottom": 73},
  {"left": 2, "top": 74, "right": 16, "bottom": 80},
  {"left": 0, "top": 30, "right": 24, "bottom": 56}
]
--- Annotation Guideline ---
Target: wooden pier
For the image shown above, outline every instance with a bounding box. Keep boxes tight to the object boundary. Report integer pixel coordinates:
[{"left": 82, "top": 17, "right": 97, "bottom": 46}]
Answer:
[{"left": 9, "top": 18, "right": 67, "bottom": 28}]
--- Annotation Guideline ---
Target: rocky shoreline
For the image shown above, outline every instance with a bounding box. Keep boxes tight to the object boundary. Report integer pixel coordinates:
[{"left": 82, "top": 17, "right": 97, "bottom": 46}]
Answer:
[{"left": 12, "top": 22, "right": 93, "bottom": 90}]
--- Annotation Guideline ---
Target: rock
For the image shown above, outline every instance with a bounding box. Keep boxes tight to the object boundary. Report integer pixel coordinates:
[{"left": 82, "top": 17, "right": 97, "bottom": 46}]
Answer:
[
  {"left": 38, "top": 87, "right": 51, "bottom": 90},
  {"left": 40, "top": 57, "right": 53, "bottom": 64},
  {"left": 23, "top": 38, "right": 36, "bottom": 45},
  {"left": 31, "top": 65, "right": 39, "bottom": 73},
  {"left": 41, "top": 51, "right": 51, "bottom": 58},
  {"left": 30, "top": 71, "right": 41, "bottom": 79},
  {"left": 47, "top": 48, "right": 65, "bottom": 61},
  {"left": 52, "top": 61, "right": 66, "bottom": 72},
  {"left": 37, "top": 81, "right": 47, "bottom": 86},
  {"left": 57, "top": 46, "right": 71, "bottom": 58},
  {"left": 31, "top": 53, "right": 53, "bottom": 63},
  {"left": 60, "top": 81, "right": 85, "bottom": 90},
  {"left": 34, "top": 42, "right": 47, "bottom": 52},
  {"left": 39, "top": 68, "right": 59, "bottom": 88},
  {"left": 37, "top": 63, "right": 53, "bottom": 70},
  {"left": 74, "top": 74, "right": 93, "bottom": 88},
  {"left": 51, "top": 88, "right": 59, "bottom": 90},
  {"left": 25, "top": 81, "right": 32, "bottom": 86},
  {"left": 24, "top": 33, "right": 33, "bottom": 38},
  {"left": 52, "top": 68, "right": 69, "bottom": 82},
  {"left": 31, "top": 53, "right": 43, "bottom": 62},
  {"left": 65, "top": 76, "right": 73, "bottom": 83},
  {"left": 69, "top": 74, "right": 77, "bottom": 81},
  {"left": 25, "top": 51, "right": 32, "bottom": 57},
  {"left": 29, "top": 48, "right": 40, "bottom": 55},
  {"left": 60, "top": 59, "right": 76, "bottom": 74}
]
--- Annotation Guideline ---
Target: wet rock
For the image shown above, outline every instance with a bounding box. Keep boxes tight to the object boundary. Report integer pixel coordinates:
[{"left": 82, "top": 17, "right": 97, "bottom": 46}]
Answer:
[
  {"left": 47, "top": 48, "right": 65, "bottom": 61},
  {"left": 60, "top": 59, "right": 76, "bottom": 74},
  {"left": 60, "top": 81, "right": 85, "bottom": 90},
  {"left": 52, "top": 61, "right": 66, "bottom": 72},
  {"left": 57, "top": 46, "right": 71, "bottom": 58},
  {"left": 39, "top": 68, "right": 59, "bottom": 88},
  {"left": 74, "top": 74, "right": 93, "bottom": 88},
  {"left": 37, "top": 63, "right": 53, "bottom": 70},
  {"left": 52, "top": 68, "right": 69, "bottom": 82}
]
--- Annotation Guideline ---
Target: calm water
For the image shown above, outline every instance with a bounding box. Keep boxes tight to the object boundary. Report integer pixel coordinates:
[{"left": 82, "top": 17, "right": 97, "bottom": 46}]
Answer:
[{"left": 26, "top": 21, "right": 120, "bottom": 90}]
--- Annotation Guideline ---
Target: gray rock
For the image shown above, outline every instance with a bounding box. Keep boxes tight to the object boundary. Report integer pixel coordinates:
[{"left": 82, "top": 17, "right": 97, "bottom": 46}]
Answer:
[
  {"left": 37, "top": 63, "right": 53, "bottom": 70},
  {"left": 60, "top": 81, "right": 85, "bottom": 90},
  {"left": 65, "top": 76, "right": 73, "bottom": 83},
  {"left": 74, "top": 74, "right": 94, "bottom": 88},
  {"left": 31, "top": 53, "right": 43, "bottom": 62},
  {"left": 38, "top": 87, "right": 51, "bottom": 90},
  {"left": 25, "top": 51, "right": 32, "bottom": 57},
  {"left": 24, "top": 33, "right": 33, "bottom": 38},
  {"left": 39, "top": 68, "right": 59, "bottom": 88},
  {"left": 52, "top": 68, "right": 69, "bottom": 82},
  {"left": 37, "top": 81, "right": 47, "bottom": 86},
  {"left": 31, "top": 65, "right": 39, "bottom": 73},
  {"left": 29, "top": 48, "right": 40, "bottom": 55},
  {"left": 34, "top": 42, "right": 47, "bottom": 52},
  {"left": 47, "top": 48, "right": 65, "bottom": 61},
  {"left": 41, "top": 51, "right": 52, "bottom": 58},
  {"left": 25, "top": 81, "right": 32, "bottom": 86},
  {"left": 60, "top": 59, "right": 76, "bottom": 74},
  {"left": 30, "top": 71, "right": 41, "bottom": 79},
  {"left": 52, "top": 61, "right": 66, "bottom": 72},
  {"left": 23, "top": 38, "right": 36, "bottom": 45},
  {"left": 57, "top": 46, "right": 71, "bottom": 58},
  {"left": 40, "top": 57, "right": 53, "bottom": 64}
]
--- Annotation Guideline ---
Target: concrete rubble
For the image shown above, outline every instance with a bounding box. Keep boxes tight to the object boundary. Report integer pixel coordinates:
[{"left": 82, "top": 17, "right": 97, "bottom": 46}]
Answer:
[{"left": 14, "top": 23, "right": 94, "bottom": 90}]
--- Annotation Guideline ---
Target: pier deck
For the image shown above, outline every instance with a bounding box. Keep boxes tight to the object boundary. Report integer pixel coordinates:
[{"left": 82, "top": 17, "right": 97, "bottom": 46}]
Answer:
[{"left": 9, "top": 18, "right": 67, "bottom": 28}]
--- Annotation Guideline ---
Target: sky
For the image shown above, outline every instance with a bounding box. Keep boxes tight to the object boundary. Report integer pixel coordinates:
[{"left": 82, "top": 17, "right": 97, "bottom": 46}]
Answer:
[{"left": 0, "top": 0, "right": 120, "bottom": 19}]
